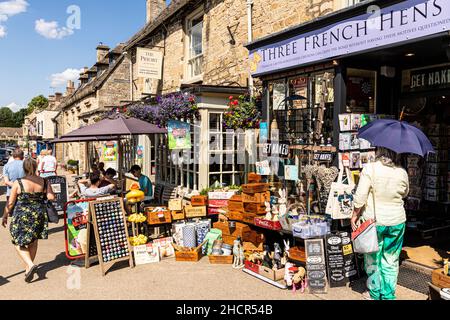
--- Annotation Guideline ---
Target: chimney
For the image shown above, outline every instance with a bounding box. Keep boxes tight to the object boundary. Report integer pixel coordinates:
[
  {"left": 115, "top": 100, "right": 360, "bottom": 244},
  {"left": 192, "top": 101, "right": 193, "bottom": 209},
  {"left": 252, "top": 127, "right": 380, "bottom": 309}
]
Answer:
[
  {"left": 96, "top": 43, "right": 110, "bottom": 63},
  {"left": 146, "top": 0, "right": 167, "bottom": 24},
  {"left": 66, "top": 80, "right": 75, "bottom": 95},
  {"left": 55, "top": 92, "right": 63, "bottom": 102}
]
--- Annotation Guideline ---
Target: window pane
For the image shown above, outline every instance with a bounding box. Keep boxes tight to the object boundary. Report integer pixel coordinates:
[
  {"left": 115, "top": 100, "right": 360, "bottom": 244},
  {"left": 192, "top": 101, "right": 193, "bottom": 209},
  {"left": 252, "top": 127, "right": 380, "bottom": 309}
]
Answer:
[
  {"left": 222, "top": 174, "right": 232, "bottom": 187},
  {"left": 190, "top": 21, "right": 203, "bottom": 57},
  {"left": 209, "top": 154, "right": 221, "bottom": 173}
]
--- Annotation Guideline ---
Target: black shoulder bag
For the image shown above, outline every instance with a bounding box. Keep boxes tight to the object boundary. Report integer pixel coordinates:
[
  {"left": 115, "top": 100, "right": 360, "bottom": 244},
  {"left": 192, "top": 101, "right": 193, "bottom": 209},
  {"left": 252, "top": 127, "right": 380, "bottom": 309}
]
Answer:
[{"left": 44, "top": 179, "right": 59, "bottom": 224}]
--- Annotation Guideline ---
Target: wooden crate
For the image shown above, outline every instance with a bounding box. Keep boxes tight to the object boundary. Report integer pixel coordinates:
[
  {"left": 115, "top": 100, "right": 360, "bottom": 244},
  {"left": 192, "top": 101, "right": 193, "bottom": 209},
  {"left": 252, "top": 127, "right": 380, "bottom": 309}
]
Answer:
[
  {"left": 242, "top": 183, "right": 269, "bottom": 194},
  {"left": 222, "top": 234, "right": 238, "bottom": 245},
  {"left": 208, "top": 199, "right": 229, "bottom": 208},
  {"left": 241, "top": 192, "right": 271, "bottom": 204},
  {"left": 289, "top": 246, "right": 306, "bottom": 263},
  {"left": 185, "top": 205, "right": 207, "bottom": 218},
  {"left": 168, "top": 199, "right": 183, "bottom": 211},
  {"left": 175, "top": 251, "right": 202, "bottom": 262},
  {"left": 228, "top": 211, "right": 244, "bottom": 221},
  {"left": 209, "top": 255, "right": 234, "bottom": 265},
  {"left": 146, "top": 209, "right": 172, "bottom": 225},
  {"left": 191, "top": 196, "right": 207, "bottom": 207},
  {"left": 171, "top": 210, "right": 185, "bottom": 221},
  {"left": 259, "top": 265, "right": 285, "bottom": 281},
  {"left": 254, "top": 218, "right": 282, "bottom": 231},
  {"left": 243, "top": 241, "right": 263, "bottom": 252},
  {"left": 229, "top": 201, "right": 244, "bottom": 212},
  {"left": 248, "top": 173, "right": 262, "bottom": 183},
  {"left": 432, "top": 268, "right": 450, "bottom": 289},
  {"left": 245, "top": 260, "right": 260, "bottom": 273},
  {"left": 242, "top": 213, "right": 256, "bottom": 225},
  {"left": 244, "top": 202, "right": 267, "bottom": 214},
  {"left": 213, "top": 220, "right": 235, "bottom": 236}
]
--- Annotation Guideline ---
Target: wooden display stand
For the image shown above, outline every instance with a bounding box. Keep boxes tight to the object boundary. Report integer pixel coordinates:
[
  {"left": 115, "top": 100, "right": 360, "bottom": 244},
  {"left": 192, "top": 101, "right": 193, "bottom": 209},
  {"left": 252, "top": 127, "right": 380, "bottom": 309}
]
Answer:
[
  {"left": 86, "top": 198, "right": 134, "bottom": 276},
  {"left": 432, "top": 268, "right": 450, "bottom": 289}
]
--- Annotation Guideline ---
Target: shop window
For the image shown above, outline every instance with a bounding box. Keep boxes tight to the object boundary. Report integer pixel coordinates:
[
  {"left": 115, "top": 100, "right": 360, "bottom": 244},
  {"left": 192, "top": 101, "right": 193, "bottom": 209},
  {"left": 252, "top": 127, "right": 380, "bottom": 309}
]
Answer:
[
  {"left": 347, "top": 68, "right": 376, "bottom": 114},
  {"left": 208, "top": 112, "right": 243, "bottom": 187},
  {"left": 269, "top": 70, "right": 335, "bottom": 145},
  {"left": 186, "top": 10, "right": 204, "bottom": 82}
]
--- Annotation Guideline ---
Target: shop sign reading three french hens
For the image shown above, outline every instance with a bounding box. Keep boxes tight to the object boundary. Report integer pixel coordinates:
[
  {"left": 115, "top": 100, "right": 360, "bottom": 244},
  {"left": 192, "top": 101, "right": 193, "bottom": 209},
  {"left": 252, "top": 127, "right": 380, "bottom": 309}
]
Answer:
[{"left": 249, "top": 0, "right": 450, "bottom": 76}]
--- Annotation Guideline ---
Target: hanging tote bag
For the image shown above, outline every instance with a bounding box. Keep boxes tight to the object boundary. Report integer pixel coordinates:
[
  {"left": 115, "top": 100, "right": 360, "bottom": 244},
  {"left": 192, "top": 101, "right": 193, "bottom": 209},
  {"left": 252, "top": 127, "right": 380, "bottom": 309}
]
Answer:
[
  {"left": 352, "top": 166, "right": 379, "bottom": 254},
  {"left": 326, "top": 168, "right": 356, "bottom": 220},
  {"left": 44, "top": 179, "right": 59, "bottom": 224}
]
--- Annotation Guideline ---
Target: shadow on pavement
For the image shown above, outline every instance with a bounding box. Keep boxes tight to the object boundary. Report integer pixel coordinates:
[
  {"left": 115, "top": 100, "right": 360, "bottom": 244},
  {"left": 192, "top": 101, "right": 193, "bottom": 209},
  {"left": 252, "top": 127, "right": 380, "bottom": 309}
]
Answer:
[
  {"left": 0, "top": 270, "right": 26, "bottom": 287},
  {"left": 48, "top": 225, "right": 65, "bottom": 236},
  {"left": 33, "top": 252, "right": 71, "bottom": 283}
]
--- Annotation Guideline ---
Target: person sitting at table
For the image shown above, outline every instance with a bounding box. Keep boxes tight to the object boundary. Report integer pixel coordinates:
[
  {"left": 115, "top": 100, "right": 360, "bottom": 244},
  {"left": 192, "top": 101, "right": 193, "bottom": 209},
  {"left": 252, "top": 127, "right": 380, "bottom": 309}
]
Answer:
[
  {"left": 78, "top": 173, "right": 116, "bottom": 198},
  {"left": 98, "top": 162, "right": 106, "bottom": 176},
  {"left": 129, "top": 165, "right": 153, "bottom": 199},
  {"left": 99, "top": 168, "right": 118, "bottom": 189}
]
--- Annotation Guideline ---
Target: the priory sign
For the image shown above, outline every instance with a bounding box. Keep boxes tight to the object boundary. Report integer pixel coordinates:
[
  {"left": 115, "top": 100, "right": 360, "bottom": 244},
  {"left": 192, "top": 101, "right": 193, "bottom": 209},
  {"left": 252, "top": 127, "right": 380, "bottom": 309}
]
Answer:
[
  {"left": 249, "top": 0, "right": 450, "bottom": 76},
  {"left": 137, "top": 48, "right": 163, "bottom": 79}
]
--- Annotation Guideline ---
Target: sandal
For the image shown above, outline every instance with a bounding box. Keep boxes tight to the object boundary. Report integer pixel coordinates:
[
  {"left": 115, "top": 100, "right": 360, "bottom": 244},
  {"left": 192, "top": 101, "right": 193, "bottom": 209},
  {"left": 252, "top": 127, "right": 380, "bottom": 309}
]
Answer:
[{"left": 25, "top": 265, "right": 38, "bottom": 283}]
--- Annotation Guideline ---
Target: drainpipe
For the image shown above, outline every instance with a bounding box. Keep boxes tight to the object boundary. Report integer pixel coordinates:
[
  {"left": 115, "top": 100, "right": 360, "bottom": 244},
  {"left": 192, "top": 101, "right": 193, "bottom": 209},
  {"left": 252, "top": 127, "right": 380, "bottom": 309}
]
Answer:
[
  {"left": 247, "top": 0, "right": 254, "bottom": 96},
  {"left": 125, "top": 51, "right": 133, "bottom": 102}
]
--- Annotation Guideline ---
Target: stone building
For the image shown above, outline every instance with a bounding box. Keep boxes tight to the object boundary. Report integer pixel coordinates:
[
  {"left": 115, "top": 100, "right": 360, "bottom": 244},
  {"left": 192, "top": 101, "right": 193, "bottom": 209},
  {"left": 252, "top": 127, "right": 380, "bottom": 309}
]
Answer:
[
  {"left": 54, "top": 44, "right": 131, "bottom": 170},
  {"left": 117, "top": 0, "right": 364, "bottom": 193}
]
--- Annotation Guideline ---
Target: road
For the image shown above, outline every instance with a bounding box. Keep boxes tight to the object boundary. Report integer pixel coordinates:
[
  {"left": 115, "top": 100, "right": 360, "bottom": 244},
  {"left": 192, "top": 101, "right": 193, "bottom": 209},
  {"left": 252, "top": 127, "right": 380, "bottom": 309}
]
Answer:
[{"left": 0, "top": 173, "right": 427, "bottom": 300}]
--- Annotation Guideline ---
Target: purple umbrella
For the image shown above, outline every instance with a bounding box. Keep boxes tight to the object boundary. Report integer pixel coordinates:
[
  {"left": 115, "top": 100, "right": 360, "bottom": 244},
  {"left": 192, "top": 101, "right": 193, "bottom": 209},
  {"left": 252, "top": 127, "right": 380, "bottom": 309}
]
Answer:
[{"left": 358, "top": 119, "right": 434, "bottom": 157}]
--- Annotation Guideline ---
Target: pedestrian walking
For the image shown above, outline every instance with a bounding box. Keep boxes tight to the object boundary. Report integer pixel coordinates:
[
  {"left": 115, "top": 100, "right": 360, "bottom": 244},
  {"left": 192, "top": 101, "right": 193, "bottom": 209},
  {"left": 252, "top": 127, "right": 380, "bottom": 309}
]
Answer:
[
  {"left": 2, "top": 158, "right": 55, "bottom": 283},
  {"left": 36, "top": 149, "right": 47, "bottom": 175},
  {"left": 3, "top": 148, "right": 25, "bottom": 206},
  {"left": 351, "top": 147, "right": 409, "bottom": 300},
  {"left": 39, "top": 149, "right": 58, "bottom": 178}
]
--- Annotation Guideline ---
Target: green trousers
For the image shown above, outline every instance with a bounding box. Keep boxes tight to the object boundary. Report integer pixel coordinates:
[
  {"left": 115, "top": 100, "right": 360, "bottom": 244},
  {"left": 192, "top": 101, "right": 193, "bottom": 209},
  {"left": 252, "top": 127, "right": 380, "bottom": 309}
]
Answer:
[{"left": 364, "top": 223, "right": 406, "bottom": 300}]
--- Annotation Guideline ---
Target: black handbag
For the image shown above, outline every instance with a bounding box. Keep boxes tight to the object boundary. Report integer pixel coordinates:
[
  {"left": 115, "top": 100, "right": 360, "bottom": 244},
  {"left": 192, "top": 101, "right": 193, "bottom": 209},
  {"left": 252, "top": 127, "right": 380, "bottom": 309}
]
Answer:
[{"left": 44, "top": 179, "right": 59, "bottom": 224}]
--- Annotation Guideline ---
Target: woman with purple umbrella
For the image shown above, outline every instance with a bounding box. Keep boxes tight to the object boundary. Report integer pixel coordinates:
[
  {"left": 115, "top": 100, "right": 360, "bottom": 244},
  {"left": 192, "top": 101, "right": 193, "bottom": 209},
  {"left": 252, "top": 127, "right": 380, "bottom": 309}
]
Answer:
[{"left": 350, "top": 119, "right": 434, "bottom": 300}]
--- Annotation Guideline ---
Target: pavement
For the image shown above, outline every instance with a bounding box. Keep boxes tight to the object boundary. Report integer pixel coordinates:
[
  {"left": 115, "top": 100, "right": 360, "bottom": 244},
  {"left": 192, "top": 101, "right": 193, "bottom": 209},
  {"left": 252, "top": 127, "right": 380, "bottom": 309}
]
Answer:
[{"left": 0, "top": 168, "right": 428, "bottom": 300}]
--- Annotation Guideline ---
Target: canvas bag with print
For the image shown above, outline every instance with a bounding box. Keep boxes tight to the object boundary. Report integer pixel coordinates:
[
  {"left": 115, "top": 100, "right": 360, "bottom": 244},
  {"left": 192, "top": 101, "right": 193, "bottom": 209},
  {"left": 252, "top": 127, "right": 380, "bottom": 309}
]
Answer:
[{"left": 326, "top": 168, "right": 356, "bottom": 220}]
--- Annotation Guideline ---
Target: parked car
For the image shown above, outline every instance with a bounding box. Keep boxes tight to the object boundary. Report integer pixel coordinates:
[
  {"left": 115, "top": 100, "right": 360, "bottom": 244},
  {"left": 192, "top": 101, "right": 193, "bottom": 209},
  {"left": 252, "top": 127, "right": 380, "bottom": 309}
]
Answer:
[{"left": 0, "top": 149, "right": 10, "bottom": 165}]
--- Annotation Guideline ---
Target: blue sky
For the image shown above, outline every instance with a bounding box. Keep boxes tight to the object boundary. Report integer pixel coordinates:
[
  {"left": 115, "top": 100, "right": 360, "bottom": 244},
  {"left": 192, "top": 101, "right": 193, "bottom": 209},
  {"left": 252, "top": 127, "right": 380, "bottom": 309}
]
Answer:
[{"left": 0, "top": 0, "right": 154, "bottom": 111}]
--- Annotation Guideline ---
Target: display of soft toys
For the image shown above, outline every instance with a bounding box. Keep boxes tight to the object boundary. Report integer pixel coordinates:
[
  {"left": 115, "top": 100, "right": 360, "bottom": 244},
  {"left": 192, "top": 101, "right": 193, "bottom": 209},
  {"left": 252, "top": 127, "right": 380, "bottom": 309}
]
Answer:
[
  {"left": 284, "top": 262, "right": 308, "bottom": 293},
  {"left": 262, "top": 245, "right": 273, "bottom": 268},
  {"left": 126, "top": 183, "right": 145, "bottom": 204},
  {"left": 273, "top": 243, "right": 283, "bottom": 270},
  {"left": 264, "top": 201, "right": 272, "bottom": 221}
]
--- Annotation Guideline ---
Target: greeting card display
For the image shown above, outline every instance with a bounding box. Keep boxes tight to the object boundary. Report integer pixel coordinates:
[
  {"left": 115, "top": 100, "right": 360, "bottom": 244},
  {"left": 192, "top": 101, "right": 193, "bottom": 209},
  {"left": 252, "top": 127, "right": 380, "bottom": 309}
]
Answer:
[
  {"left": 339, "top": 114, "right": 351, "bottom": 131},
  {"left": 339, "top": 133, "right": 351, "bottom": 151}
]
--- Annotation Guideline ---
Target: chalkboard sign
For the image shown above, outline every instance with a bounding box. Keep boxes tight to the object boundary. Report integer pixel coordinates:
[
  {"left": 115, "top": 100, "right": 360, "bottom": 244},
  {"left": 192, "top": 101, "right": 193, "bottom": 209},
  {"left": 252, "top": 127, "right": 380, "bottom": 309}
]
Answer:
[
  {"left": 88, "top": 198, "right": 134, "bottom": 276},
  {"left": 326, "top": 232, "right": 359, "bottom": 288},
  {"left": 305, "top": 238, "right": 328, "bottom": 294},
  {"left": 46, "top": 176, "right": 68, "bottom": 213}
]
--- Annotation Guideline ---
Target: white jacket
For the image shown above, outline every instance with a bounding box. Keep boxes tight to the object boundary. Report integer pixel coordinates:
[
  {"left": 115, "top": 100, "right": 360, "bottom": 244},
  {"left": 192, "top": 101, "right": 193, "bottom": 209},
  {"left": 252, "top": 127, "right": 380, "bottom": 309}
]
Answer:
[{"left": 354, "top": 161, "right": 409, "bottom": 227}]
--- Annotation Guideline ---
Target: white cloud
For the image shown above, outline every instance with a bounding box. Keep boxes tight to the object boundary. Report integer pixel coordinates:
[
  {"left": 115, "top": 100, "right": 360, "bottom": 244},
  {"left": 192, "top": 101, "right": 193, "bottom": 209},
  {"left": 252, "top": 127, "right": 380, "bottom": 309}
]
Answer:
[
  {"left": 5, "top": 102, "right": 24, "bottom": 112},
  {"left": 35, "top": 19, "right": 74, "bottom": 40},
  {"left": 0, "top": 0, "right": 28, "bottom": 38},
  {"left": 49, "top": 68, "right": 83, "bottom": 88}
]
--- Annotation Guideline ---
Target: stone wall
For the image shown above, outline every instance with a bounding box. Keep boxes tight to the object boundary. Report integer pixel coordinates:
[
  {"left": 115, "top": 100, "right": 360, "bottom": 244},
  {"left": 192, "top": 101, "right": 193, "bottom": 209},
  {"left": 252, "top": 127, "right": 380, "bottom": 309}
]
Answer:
[
  {"left": 132, "top": 0, "right": 338, "bottom": 97},
  {"left": 98, "top": 58, "right": 132, "bottom": 107}
]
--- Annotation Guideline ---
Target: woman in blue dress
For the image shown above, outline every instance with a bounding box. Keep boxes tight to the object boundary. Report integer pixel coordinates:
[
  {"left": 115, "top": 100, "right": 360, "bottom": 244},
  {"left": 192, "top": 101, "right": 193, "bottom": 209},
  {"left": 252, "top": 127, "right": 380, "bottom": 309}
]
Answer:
[{"left": 2, "top": 158, "right": 55, "bottom": 283}]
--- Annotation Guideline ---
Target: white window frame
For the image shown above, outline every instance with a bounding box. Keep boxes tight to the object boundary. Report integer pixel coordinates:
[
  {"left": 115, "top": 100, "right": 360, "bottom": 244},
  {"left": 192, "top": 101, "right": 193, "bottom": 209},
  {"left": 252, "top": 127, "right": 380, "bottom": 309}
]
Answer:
[
  {"left": 208, "top": 112, "right": 244, "bottom": 187},
  {"left": 184, "top": 6, "right": 204, "bottom": 84},
  {"left": 334, "top": 0, "right": 365, "bottom": 10}
]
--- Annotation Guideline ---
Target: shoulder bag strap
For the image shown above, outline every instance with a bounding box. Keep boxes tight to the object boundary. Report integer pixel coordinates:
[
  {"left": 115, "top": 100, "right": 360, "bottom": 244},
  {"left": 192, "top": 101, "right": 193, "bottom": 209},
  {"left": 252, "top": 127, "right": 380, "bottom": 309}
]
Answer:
[
  {"left": 43, "top": 178, "right": 48, "bottom": 200},
  {"left": 371, "top": 163, "right": 377, "bottom": 222},
  {"left": 17, "top": 179, "right": 25, "bottom": 193}
]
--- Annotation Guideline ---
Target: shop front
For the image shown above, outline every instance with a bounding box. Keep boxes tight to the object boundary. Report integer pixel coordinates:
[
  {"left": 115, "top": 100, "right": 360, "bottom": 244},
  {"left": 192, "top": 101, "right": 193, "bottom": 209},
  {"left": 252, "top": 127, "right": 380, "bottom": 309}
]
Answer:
[{"left": 245, "top": 0, "right": 450, "bottom": 294}]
